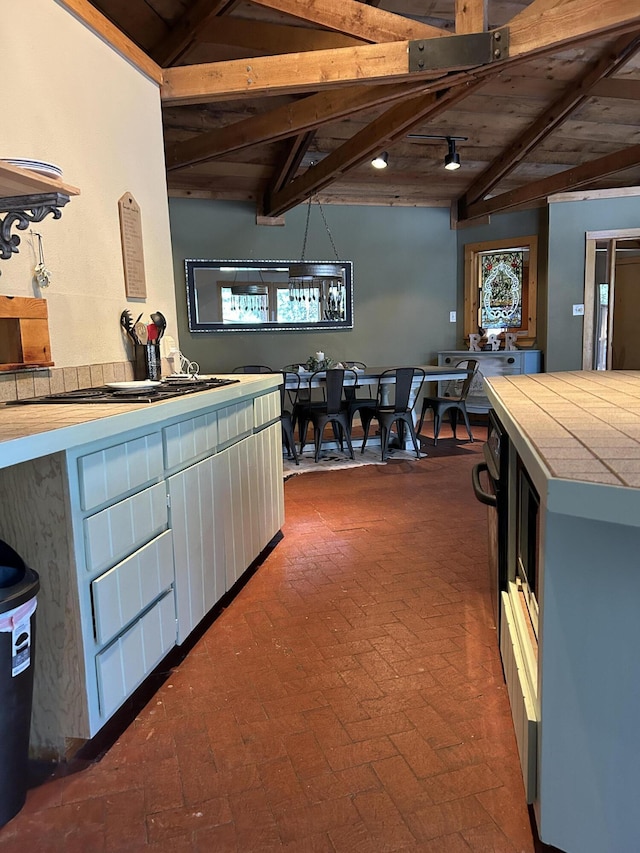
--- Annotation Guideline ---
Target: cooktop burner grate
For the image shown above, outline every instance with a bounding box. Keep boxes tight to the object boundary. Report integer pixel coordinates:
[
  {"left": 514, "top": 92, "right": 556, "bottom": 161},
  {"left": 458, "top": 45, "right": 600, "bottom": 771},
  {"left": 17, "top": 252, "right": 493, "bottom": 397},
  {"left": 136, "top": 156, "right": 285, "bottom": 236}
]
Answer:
[{"left": 9, "top": 378, "right": 240, "bottom": 404}]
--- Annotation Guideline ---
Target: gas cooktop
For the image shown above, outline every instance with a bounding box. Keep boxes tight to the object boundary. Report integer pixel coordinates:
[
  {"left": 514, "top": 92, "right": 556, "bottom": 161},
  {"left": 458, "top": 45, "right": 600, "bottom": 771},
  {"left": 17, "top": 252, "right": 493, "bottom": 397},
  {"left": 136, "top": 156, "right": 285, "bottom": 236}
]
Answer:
[{"left": 10, "top": 377, "right": 240, "bottom": 405}]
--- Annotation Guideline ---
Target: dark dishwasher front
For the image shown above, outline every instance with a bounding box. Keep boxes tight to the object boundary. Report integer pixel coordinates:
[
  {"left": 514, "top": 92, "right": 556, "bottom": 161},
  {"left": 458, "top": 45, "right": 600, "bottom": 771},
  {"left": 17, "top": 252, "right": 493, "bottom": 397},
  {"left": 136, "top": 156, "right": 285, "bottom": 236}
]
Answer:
[{"left": 471, "top": 409, "right": 509, "bottom": 632}]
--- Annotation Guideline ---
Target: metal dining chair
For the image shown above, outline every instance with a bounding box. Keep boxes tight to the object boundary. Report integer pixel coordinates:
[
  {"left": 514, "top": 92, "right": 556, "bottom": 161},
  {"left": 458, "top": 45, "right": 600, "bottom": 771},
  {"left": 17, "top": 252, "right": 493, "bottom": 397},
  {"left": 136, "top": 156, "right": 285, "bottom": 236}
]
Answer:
[
  {"left": 341, "top": 362, "right": 376, "bottom": 433},
  {"left": 232, "top": 365, "right": 274, "bottom": 373},
  {"left": 416, "top": 358, "right": 478, "bottom": 444},
  {"left": 297, "top": 368, "right": 357, "bottom": 463},
  {"left": 360, "top": 367, "right": 426, "bottom": 461},
  {"left": 280, "top": 371, "right": 300, "bottom": 465}
]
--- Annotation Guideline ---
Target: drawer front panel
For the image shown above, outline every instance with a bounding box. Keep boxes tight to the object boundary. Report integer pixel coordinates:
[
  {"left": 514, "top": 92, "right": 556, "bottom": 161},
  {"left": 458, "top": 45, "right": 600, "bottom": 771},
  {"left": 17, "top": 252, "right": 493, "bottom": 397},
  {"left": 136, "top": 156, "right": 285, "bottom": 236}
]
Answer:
[
  {"left": 163, "top": 411, "right": 218, "bottom": 470},
  {"left": 96, "top": 590, "right": 176, "bottom": 719},
  {"left": 254, "top": 390, "right": 280, "bottom": 429},
  {"left": 79, "top": 432, "right": 163, "bottom": 510},
  {"left": 83, "top": 481, "right": 168, "bottom": 573},
  {"left": 91, "top": 530, "right": 174, "bottom": 646},
  {"left": 218, "top": 400, "right": 253, "bottom": 446}
]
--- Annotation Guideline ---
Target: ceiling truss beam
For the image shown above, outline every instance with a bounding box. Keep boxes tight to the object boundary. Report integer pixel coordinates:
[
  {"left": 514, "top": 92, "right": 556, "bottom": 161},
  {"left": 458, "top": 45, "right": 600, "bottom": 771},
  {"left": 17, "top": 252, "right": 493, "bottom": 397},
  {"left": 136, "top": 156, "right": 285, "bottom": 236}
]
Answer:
[{"left": 459, "top": 32, "right": 640, "bottom": 210}]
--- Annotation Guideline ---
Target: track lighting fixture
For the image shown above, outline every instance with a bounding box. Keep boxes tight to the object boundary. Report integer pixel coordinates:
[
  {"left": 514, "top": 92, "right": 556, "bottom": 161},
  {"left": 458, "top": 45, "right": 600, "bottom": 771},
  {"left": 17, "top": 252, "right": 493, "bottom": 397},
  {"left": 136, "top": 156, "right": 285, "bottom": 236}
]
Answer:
[
  {"left": 444, "top": 137, "right": 461, "bottom": 171},
  {"left": 406, "top": 133, "right": 468, "bottom": 171},
  {"left": 371, "top": 152, "right": 388, "bottom": 169}
]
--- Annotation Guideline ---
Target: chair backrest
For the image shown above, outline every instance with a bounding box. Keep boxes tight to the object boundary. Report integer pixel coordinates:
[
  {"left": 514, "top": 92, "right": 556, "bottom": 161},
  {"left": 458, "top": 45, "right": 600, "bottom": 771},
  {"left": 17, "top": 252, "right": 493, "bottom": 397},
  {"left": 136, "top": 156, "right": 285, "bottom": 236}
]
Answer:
[
  {"left": 281, "top": 371, "right": 300, "bottom": 412},
  {"left": 232, "top": 364, "right": 274, "bottom": 373},
  {"left": 453, "top": 359, "right": 479, "bottom": 401},
  {"left": 378, "top": 367, "right": 426, "bottom": 413},
  {"left": 310, "top": 368, "right": 357, "bottom": 415}
]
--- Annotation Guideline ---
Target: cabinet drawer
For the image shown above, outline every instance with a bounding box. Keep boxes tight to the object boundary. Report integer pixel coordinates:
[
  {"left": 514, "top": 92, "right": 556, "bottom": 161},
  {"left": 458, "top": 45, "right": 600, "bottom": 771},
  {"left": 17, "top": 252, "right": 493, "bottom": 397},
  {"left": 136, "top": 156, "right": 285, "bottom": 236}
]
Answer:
[
  {"left": 78, "top": 432, "right": 163, "bottom": 510},
  {"left": 217, "top": 400, "right": 253, "bottom": 447},
  {"left": 96, "top": 589, "right": 176, "bottom": 719},
  {"left": 83, "top": 481, "right": 168, "bottom": 573},
  {"left": 163, "top": 411, "right": 218, "bottom": 470},
  {"left": 91, "top": 530, "right": 174, "bottom": 645},
  {"left": 254, "top": 390, "right": 280, "bottom": 429}
]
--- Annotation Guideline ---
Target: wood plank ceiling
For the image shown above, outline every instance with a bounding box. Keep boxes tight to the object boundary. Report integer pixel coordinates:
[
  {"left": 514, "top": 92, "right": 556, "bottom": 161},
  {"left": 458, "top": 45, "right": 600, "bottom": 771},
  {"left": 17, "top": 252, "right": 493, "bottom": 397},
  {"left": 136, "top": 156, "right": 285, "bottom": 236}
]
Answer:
[{"left": 85, "top": 0, "right": 640, "bottom": 224}]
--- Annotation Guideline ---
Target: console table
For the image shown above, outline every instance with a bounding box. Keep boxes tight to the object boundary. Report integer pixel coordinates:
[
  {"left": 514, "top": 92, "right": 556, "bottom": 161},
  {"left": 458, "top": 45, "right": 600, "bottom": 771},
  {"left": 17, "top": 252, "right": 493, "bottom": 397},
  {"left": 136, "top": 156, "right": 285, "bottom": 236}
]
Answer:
[{"left": 437, "top": 350, "right": 542, "bottom": 413}]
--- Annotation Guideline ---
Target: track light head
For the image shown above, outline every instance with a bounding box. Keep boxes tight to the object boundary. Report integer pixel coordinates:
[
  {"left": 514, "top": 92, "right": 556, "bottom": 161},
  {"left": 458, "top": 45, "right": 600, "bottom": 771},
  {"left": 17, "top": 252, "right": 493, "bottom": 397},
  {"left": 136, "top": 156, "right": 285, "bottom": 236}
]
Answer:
[
  {"left": 371, "top": 152, "right": 388, "bottom": 169},
  {"left": 444, "top": 137, "right": 461, "bottom": 170}
]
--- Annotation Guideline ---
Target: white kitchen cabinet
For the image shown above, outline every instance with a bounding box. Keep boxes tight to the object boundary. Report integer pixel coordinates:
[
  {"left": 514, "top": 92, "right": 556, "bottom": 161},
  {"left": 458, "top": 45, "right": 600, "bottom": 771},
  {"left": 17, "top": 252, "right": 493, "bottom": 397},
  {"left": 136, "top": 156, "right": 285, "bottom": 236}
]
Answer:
[
  {"left": 96, "top": 590, "right": 176, "bottom": 719},
  {"left": 0, "top": 376, "right": 284, "bottom": 759},
  {"left": 169, "top": 452, "right": 225, "bottom": 644},
  {"left": 166, "top": 392, "right": 280, "bottom": 643},
  {"left": 437, "top": 350, "right": 542, "bottom": 412}
]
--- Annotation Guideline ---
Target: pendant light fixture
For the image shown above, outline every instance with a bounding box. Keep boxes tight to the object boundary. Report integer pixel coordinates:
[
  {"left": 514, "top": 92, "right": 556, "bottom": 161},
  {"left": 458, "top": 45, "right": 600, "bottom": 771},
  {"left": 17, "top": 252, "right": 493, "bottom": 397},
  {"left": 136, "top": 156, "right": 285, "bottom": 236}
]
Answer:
[
  {"left": 371, "top": 152, "right": 389, "bottom": 169},
  {"left": 289, "top": 197, "right": 346, "bottom": 321}
]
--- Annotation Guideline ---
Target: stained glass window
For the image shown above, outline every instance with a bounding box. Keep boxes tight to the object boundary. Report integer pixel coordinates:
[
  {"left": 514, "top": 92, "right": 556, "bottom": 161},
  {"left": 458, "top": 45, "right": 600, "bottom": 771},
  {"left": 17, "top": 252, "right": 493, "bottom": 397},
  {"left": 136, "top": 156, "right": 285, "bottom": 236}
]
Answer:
[{"left": 479, "top": 250, "right": 524, "bottom": 329}]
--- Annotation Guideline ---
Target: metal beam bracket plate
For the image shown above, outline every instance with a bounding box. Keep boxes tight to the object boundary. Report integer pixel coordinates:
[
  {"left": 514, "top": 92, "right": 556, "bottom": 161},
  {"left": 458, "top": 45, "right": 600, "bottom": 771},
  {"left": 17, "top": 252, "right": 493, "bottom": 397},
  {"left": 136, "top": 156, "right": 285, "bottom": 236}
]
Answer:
[{"left": 409, "top": 28, "right": 509, "bottom": 73}]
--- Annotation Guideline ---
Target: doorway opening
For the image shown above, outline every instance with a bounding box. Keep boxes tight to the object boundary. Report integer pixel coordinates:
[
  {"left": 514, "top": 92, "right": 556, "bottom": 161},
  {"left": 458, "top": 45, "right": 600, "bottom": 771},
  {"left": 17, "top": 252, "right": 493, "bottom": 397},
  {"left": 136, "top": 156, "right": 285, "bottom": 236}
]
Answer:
[{"left": 583, "top": 229, "right": 640, "bottom": 370}]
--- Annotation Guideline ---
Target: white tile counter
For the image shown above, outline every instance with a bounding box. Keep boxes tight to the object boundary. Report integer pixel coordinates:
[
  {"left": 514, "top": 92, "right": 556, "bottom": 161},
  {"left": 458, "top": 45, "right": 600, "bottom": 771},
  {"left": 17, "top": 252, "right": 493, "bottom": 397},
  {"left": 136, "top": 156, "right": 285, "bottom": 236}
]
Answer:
[
  {"left": 486, "top": 370, "right": 640, "bottom": 527},
  {"left": 0, "top": 374, "right": 278, "bottom": 469}
]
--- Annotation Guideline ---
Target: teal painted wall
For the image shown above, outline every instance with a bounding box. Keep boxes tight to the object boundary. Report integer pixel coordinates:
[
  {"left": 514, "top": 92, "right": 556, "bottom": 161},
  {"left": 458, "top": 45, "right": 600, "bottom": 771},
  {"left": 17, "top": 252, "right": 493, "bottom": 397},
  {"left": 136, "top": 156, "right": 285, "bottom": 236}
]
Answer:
[
  {"left": 168, "top": 196, "right": 640, "bottom": 375},
  {"left": 169, "top": 199, "right": 459, "bottom": 372},
  {"left": 546, "top": 196, "right": 640, "bottom": 371}
]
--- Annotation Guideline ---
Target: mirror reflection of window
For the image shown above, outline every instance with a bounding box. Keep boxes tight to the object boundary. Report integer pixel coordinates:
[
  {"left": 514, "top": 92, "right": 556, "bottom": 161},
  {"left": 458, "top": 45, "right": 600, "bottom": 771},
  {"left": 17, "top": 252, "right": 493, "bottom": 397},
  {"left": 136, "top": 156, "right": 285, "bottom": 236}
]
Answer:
[{"left": 185, "top": 259, "right": 353, "bottom": 332}]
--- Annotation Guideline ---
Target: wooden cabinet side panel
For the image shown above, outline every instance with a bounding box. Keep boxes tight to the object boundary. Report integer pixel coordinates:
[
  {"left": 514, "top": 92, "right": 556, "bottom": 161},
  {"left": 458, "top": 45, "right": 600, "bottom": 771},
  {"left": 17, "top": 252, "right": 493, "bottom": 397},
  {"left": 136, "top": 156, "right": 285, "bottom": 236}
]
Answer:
[{"left": 0, "top": 453, "right": 89, "bottom": 757}]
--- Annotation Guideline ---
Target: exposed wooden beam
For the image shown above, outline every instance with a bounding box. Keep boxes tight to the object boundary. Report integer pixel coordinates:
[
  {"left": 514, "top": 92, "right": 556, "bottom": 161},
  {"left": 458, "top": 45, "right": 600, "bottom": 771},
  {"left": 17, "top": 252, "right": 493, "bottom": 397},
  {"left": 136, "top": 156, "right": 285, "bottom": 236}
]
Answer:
[
  {"left": 161, "top": 2, "right": 640, "bottom": 106},
  {"left": 56, "top": 0, "right": 162, "bottom": 83},
  {"left": 165, "top": 81, "right": 434, "bottom": 170},
  {"left": 590, "top": 77, "right": 640, "bottom": 100},
  {"left": 267, "top": 132, "right": 315, "bottom": 198},
  {"left": 455, "top": 0, "right": 488, "bottom": 34},
  {"left": 248, "top": 0, "right": 447, "bottom": 42},
  {"left": 507, "top": 0, "right": 640, "bottom": 58},
  {"left": 460, "top": 33, "right": 640, "bottom": 208},
  {"left": 152, "top": 0, "right": 236, "bottom": 67},
  {"left": 463, "top": 142, "right": 640, "bottom": 221},
  {"left": 161, "top": 42, "right": 438, "bottom": 105},
  {"left": 197, "top": 18, "right": 365, "bottom": 53},
  {"left": 264, "top": 80, "right": 486, "bottom": 217}
]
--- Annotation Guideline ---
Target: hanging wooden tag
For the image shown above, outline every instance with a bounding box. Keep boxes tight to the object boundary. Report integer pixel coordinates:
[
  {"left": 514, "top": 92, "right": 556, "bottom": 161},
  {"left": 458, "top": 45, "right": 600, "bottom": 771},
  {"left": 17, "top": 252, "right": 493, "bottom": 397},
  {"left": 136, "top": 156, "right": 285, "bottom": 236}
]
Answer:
[{"left": 118, "top": 192, "right": 147, "bottom": 299}]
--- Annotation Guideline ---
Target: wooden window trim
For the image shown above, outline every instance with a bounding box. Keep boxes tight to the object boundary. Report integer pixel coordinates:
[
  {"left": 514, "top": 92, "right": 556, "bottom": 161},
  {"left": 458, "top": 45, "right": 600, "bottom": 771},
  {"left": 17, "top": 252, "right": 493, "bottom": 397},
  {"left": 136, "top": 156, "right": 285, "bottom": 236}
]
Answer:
[{"left": 464, "top": 235, "right": 538, "bottom": 347}]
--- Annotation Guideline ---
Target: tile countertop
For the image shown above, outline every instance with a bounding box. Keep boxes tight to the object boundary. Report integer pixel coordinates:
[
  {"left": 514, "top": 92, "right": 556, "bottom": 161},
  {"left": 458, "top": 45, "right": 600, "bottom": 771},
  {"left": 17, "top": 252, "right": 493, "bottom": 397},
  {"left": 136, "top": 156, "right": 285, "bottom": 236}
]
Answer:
[
  {"left": 485, "top": 370, "right": 640, "bottom": 489},
  {"left": 0, "top": 374, "right": 280, "bottom": 471}
]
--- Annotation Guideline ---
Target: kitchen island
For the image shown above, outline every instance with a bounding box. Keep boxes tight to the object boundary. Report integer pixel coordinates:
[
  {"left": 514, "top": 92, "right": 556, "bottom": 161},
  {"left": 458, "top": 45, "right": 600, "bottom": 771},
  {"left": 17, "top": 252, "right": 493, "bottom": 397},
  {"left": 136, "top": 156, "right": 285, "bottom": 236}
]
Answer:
[
  {"left": 0, "top": 374, "right": 283, "bottom": 760},
  {"left": 485, "top": 370, "right": 640, "bottom": 853}
]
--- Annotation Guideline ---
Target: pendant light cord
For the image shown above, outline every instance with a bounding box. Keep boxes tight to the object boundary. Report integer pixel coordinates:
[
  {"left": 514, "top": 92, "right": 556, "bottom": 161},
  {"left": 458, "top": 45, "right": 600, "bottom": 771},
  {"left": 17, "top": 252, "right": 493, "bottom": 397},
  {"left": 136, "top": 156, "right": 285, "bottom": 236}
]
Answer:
[{"left": 300, "top": 196, "right": 340, "bottom": 261}]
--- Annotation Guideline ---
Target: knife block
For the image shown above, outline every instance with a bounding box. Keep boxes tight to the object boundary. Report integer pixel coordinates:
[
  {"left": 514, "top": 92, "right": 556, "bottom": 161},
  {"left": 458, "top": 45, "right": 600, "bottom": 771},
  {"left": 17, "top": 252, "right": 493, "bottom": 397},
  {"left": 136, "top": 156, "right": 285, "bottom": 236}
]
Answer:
[{"left": 0, "top": 296, "right": 53, "bottom": 371}]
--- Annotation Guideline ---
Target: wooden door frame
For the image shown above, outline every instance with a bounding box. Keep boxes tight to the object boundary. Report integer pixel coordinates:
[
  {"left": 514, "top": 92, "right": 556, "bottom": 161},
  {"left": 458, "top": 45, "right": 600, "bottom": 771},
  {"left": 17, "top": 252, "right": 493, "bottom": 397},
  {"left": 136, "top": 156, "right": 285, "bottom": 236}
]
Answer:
[
  {"left": 583, "top": 228, "right": 640, "bottom": 369},
  {"left": 463, "top": 235, "right": 538, "bottom": 347}
]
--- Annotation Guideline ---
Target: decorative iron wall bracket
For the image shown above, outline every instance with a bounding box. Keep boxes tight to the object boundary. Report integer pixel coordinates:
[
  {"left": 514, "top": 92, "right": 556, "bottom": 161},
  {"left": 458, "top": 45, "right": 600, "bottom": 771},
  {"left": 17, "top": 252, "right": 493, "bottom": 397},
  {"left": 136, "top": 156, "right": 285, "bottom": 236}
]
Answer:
[
  {"left": 409, "top": 27, "right": 509, "bottom": 73},
  {"left": 0, "top": 192, "right": 71, "bottom": 260}
]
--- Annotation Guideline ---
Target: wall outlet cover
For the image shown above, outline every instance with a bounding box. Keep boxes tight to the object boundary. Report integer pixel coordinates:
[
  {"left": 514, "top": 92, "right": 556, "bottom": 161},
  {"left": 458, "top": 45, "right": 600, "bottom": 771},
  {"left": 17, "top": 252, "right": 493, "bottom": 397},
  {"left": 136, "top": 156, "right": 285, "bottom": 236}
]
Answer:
[
  {"left": 449, "top": 311, "right": 457, "bottom": 323},
  {"left": 573, "top": 304, "right": 585, "bottom": 316}
]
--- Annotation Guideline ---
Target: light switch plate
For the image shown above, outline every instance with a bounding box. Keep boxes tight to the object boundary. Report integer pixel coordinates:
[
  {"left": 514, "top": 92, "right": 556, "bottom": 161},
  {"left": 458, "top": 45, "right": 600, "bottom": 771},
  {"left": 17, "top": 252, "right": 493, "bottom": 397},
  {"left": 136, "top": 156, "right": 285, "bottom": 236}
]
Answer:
[
  {"left": 449, "top": 311, "right": 457, "bottom": 322},
  {"left": 573, "top": 304, "right": 585, "bottom": 316}
]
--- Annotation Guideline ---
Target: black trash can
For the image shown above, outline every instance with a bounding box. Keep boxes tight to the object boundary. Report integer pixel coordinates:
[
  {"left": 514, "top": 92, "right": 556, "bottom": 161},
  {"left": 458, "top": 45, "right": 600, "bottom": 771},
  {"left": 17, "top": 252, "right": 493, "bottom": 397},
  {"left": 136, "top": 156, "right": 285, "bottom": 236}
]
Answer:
[{"left": 0, "top": 539, "right": 39, "bottom": 828}]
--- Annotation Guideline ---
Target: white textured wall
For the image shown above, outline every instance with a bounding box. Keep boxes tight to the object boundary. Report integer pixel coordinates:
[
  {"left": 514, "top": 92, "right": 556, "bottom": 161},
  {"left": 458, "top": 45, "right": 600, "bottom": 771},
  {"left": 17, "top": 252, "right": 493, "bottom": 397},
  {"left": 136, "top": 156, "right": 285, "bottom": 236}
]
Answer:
[{"left": 0, "top": 0, "right": 178, "bottom": 367}]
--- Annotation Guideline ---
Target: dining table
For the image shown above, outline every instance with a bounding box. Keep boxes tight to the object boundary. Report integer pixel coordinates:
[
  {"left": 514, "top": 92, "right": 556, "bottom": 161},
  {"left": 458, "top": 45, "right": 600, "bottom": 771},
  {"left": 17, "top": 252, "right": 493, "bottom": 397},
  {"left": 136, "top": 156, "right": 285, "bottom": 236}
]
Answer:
[{"left": 284, "top": 364, "right": 473, "bottom": 451}]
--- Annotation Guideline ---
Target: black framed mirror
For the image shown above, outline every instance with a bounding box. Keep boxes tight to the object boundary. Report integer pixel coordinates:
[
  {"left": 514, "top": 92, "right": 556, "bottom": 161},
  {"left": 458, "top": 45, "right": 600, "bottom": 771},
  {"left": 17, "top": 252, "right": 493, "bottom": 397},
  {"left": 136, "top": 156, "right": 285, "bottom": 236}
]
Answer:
[{"left": 185, "top": 259, "right": 354, "bottom": 333}]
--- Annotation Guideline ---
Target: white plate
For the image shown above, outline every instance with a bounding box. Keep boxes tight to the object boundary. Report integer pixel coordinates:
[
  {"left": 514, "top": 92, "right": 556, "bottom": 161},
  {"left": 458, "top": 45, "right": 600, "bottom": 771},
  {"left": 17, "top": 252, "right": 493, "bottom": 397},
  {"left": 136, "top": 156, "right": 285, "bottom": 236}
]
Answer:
[
  {"left": 2, "top": 158, "right": 63, "bottom": 179},
  {"left": 106, "top": 381, "right": 161, "bottom": 390}
]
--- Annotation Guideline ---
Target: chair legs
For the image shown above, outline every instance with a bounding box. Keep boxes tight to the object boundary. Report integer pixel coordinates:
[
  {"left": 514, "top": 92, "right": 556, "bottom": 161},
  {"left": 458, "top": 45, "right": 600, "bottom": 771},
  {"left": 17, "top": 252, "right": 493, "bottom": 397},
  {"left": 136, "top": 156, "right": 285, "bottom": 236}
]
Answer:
[
  {"left": 281, "top": 418, "right": 299, "bottom": 464},
  {"left": 312, "top": 417, "right": 354, "bottom": 462},
  {"left": 363, "top": 412, "right": 421, "bottom": 461},
  {"left": 419, "top": 399, "right": 474, "bottom": 445}
]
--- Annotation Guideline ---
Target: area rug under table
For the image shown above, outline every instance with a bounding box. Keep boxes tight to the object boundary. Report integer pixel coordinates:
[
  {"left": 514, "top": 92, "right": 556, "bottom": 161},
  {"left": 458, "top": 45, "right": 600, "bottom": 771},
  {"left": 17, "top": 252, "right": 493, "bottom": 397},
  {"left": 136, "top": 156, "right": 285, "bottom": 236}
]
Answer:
[{"left": 282, "top": 446, "right": 427, "bottom": 478}]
